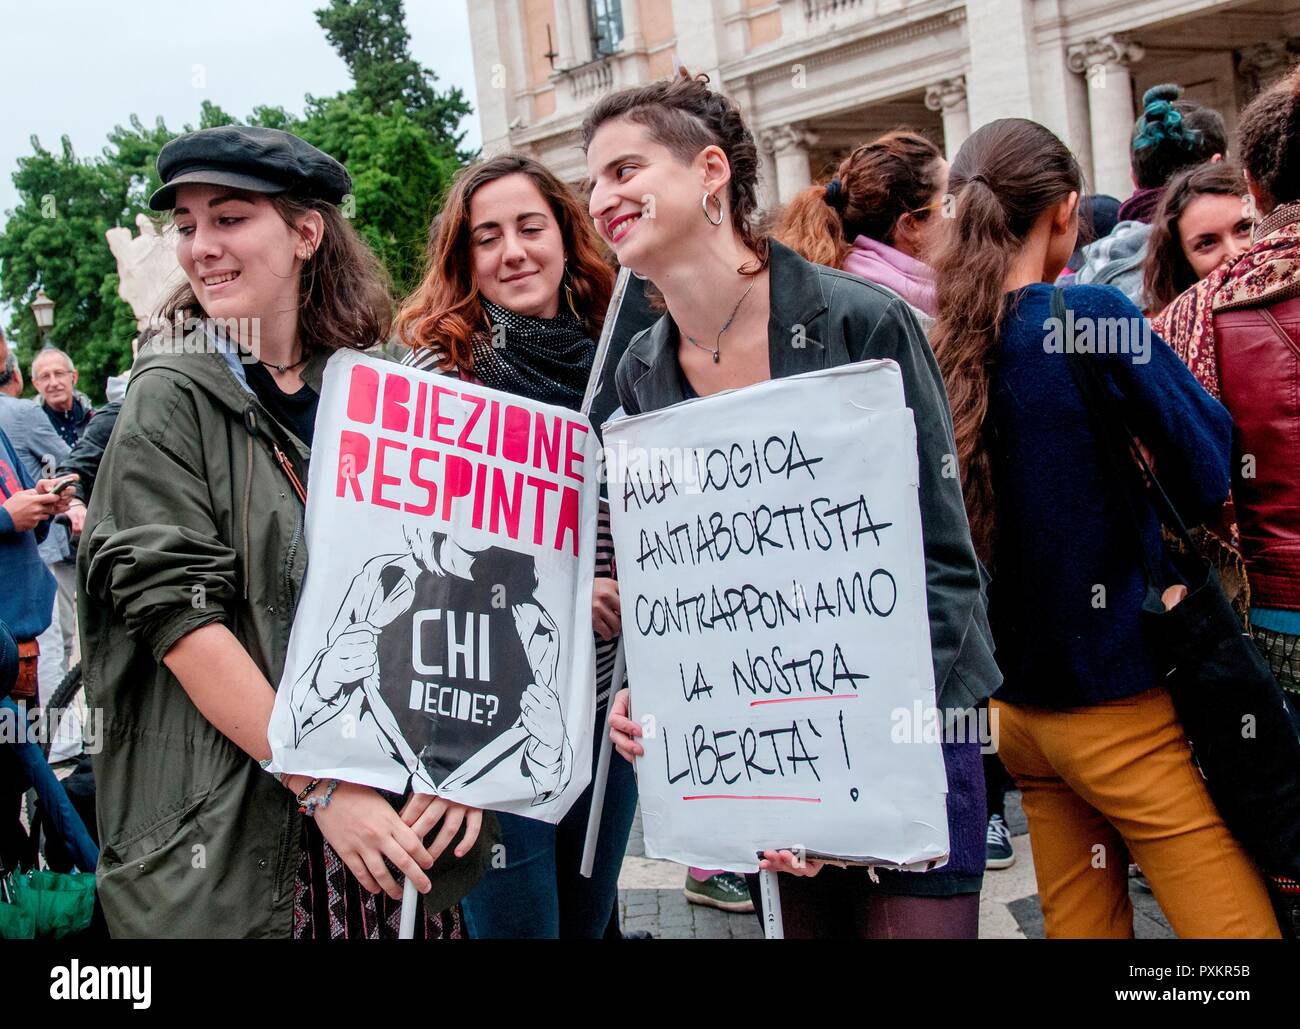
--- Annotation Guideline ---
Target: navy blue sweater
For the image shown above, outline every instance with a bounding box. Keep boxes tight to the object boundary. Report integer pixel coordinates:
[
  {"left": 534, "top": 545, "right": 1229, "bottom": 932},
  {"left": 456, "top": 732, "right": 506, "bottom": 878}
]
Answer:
[
  {"left": 0, "top": 426, "right": 56, "bottom": 643},
  {"left": 988, "top": 284, "right": 1232, "bottom": 706}
]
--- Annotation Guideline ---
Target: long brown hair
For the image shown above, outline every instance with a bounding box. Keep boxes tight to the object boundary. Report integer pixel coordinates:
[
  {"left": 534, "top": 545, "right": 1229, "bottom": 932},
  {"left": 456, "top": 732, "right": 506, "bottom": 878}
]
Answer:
[
  {"left": 396, "top": 153, "right": 613, "bottom": 375},
  {"left": 775, "top": 130, "right": 945, "bottom": 267},
  {"left": 930, "top": 119, "right": 1083, "bottom": 563},
  {"left": 158, "top": 193, "right": 392, "bottom": 353},
  {"left": 1143, "top": 161, "right": 1248, "bottom": 314},
  {"left": 581, "top": 70, "right": 768, "bottom": 272}
]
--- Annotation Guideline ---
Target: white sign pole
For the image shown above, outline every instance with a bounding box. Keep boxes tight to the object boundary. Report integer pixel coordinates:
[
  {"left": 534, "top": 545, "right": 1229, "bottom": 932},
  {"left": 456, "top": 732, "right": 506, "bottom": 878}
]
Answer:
[
  {"left": 579, "top": 266, "right": 632, "bottom": 880},
  {"left": 399, "top": 874, "right": 419, "bottom": 939},
  {"left": 579, "top": 641, "right": 625, "bottom": 877},
  {"left": 759, "top": 870, "right": 784, "bottom": 940}
]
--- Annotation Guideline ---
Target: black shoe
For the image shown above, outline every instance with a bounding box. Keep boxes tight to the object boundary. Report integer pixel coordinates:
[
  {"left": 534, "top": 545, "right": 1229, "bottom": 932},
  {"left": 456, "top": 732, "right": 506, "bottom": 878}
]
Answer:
[{"left": 986, "top": 813, "right": 1015, "bottom": 870}]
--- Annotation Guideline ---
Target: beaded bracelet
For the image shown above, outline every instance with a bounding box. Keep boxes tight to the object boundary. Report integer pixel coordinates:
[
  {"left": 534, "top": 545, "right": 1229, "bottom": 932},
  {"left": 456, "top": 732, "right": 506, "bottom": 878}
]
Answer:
[
  {"left": 294, "top": 778, "right": 322, "bottom": 807},
  {"left": 300, "top": 779, "right": 340, "bottom": 818}
]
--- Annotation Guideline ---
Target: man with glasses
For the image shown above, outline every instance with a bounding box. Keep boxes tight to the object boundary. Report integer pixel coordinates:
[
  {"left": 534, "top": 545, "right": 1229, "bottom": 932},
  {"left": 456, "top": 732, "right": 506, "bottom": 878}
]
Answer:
[{"left": 30, "top": 348, "right": 93, "bottom": 448}]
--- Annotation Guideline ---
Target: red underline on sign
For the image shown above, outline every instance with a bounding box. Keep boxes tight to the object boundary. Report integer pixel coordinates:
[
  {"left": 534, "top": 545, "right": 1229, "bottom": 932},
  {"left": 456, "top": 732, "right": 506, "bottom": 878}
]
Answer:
[
  {"left": 682, "top": 795, "right": 823, "bottom": 803},
  {"left": 749, "top": 694, "right": 860, "bottom": 707}
]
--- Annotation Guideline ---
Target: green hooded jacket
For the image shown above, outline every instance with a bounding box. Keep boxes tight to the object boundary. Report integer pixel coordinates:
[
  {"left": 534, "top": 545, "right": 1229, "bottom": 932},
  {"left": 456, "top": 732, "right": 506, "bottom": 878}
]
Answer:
[{"left": 78, "top": 339, "right": 493, "bottom": 938}]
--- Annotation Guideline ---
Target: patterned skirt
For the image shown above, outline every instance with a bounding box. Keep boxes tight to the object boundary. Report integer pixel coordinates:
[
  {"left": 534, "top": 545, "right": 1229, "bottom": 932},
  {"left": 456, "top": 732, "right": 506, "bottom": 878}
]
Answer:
[{"left": 292, "top": 816, "right": 464, "bottom": 939}]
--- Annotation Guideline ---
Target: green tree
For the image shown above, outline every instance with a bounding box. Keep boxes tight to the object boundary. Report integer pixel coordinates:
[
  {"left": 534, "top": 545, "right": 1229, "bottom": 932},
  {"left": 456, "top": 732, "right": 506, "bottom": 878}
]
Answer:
[
  {"left": 0, "top": 135, "right": 132, "bottom": 395},
  {"left": 0, "top": 0, "right": 470, "bottom": 400},
  {"left": 300, "top": 93, "right": 458, "bottom": 293},
  {"left": 314, "top": 0, "right": 473, "bottom": 159}
]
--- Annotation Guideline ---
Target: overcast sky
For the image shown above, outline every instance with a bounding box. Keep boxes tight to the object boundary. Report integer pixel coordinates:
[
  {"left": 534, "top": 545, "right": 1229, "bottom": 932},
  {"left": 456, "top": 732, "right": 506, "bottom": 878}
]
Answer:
[{"left": 0, "top": 0, "right": 481, "bottom": 318}]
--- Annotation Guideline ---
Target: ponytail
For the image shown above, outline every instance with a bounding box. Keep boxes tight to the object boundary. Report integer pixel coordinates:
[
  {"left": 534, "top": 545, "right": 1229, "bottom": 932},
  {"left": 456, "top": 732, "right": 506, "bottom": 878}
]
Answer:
[
  {"left": 773, "top": 182, "right": 851, "bottom": 268},
  {"left": 930, "top": 119, "right": 1083, "bottom": 564},
  {"left": 930, "top": 177, "right": 1017, "bottom": 564},
  {"left": 775, "top": 130, "right": 946, "bottom": 271}
]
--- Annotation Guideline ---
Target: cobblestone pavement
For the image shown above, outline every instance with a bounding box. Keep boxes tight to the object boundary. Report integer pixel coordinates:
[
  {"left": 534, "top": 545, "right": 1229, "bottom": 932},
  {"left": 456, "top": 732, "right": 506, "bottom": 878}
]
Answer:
[{"left": 616, "top": 791, "right": 1175, "bottom": 939}]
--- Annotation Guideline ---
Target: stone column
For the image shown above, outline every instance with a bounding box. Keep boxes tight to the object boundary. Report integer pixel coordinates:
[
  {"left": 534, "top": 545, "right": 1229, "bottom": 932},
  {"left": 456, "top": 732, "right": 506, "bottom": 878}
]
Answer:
[
  {"left": 965, "top": 0, "right": 1036, "bottom": 123},
  {"left": 620, "top": 0, "right": 643, "bottom": 50},
  {"left": 569, "top": 0, "right": 592, "bottom": 63},
  {"left": 669, "top": 0, "right": 724, "bottom": 81},
  {"left": 553, "top": 0, "right": 575, "bottom": 68},
  {"left": 1068, "top": 35, "right": 1145, "bottom": 200},
  {"left": 776, "top": 0, "right": 809, "bottom": 38},
  {"left": 925, "top": 76, "right": 971, "bottom": 159},
  {"left": 467, "top": 0, "right": 513, "bottom": 151},
  {"left": 757, "top": 140, "right": 779, "bottom": 213},
  {"left": 761, "top": 125, "right": 818, "bottom": 203},
  {"left": 612, "top": 0, "right": 649, "bottom": 85}
]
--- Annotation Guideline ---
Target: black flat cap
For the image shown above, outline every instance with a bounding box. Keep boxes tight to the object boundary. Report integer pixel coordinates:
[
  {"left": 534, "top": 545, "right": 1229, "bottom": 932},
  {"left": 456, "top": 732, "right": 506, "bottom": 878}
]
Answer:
[{"left": 149, "top": 126, "right": 351, "bottom": 211}]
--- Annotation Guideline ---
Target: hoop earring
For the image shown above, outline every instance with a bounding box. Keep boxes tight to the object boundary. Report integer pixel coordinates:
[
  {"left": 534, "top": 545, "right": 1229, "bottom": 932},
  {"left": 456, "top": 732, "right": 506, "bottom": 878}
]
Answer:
[{"left": 702, "top": 191, "right": 724, "bottom": 226}]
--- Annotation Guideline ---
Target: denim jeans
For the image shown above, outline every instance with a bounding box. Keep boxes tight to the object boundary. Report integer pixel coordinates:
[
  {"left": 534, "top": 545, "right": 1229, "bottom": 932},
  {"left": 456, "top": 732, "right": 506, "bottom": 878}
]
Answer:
[{"left": 462, "top": 706, "right": 639, "bottom": 938}]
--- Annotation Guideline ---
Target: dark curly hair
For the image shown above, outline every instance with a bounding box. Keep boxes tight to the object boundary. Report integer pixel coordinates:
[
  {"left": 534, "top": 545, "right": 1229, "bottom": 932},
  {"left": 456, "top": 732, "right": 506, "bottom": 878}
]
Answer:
[
  {"left": 1237, "top": 63, "right": 1300, "bottom": 210},
  {"left": 1130, "top": 83, "right": 1227, "bottom": 190},
  {"left": 580, "top": 69, "right": 768, "bottom": 271}
]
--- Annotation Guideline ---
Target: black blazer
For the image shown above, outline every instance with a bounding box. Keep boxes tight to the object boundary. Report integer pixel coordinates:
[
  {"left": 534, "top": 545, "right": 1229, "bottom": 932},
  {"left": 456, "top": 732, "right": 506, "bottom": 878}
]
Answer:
[{"left": 613, "top": 239, "right": 1000, "bottom": 711}]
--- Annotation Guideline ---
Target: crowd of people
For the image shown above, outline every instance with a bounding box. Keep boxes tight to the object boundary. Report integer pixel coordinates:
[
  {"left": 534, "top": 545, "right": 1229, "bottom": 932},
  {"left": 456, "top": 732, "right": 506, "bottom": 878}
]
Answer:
[{"left": 2, "top": 63, "right": 1298, "bottom": 939}]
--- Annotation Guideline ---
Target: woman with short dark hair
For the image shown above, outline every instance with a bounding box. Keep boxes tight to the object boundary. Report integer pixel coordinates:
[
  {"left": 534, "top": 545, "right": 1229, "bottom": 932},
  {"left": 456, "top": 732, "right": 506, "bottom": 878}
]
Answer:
[{"left": 587, "top": 72, "right": 1000, "bottom": 939}]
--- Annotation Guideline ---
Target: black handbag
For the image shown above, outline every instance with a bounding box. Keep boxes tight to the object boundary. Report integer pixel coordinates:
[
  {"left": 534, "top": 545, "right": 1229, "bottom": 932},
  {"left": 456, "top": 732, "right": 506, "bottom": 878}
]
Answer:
[{"left": 1052, "top": 289, "right": 1300, "bottom": 888}]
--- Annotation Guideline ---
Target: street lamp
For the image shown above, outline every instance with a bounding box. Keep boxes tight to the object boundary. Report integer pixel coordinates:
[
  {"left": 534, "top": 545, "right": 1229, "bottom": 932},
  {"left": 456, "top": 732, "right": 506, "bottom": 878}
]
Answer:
[{"left": 31, "top": 289, "right": 55, "bottom": 341}]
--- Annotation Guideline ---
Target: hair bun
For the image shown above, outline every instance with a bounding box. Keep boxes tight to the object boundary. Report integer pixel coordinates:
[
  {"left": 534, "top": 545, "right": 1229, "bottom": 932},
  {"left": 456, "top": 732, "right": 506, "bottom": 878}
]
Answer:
[{"left": 1142, "top": 83, "right": 1183, "bottom": 107}]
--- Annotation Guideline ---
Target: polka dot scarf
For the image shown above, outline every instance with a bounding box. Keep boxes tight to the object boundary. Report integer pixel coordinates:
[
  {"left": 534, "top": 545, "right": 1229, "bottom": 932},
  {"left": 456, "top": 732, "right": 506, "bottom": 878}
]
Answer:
[{"left": 469, "top": 299, "right": 595, "bottom": 411}]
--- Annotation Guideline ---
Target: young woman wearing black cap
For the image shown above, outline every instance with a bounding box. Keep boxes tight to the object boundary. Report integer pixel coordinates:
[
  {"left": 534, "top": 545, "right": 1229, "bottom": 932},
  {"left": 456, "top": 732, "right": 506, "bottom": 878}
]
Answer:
[{"left": 79, "top": 126, "right": 493, "bottom": 938}]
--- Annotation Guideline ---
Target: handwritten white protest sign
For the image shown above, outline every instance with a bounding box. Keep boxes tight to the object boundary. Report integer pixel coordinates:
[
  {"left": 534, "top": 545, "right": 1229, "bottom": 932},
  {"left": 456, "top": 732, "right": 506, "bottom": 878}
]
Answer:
[
  {"left": 603, "top": 361, "right": 949, "bottom": 871},
  {"left": 268, "top": 350, "right": 598, "bottom": 822}
]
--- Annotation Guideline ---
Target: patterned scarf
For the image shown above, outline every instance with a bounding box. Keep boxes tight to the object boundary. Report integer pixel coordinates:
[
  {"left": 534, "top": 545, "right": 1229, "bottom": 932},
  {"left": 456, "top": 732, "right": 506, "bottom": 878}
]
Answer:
[
  {"left": 1152, "top": 201, "right": 1300, "bottom": 604},
  {"left": 466, "top": 299, "right": 595, "bottom": 411},
  {"left": 1154, "top": 201, "right": 1300, "bottom": 399}
]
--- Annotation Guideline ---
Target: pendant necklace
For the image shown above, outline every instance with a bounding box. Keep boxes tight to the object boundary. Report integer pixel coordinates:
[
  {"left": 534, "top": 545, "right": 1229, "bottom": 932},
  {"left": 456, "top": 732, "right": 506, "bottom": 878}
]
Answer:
[
  {"left": 260, "top": 354, "right": 308, "bottom": 374},
  {"left": 686, "top": 272, "right": 757, "bottom": 364}
]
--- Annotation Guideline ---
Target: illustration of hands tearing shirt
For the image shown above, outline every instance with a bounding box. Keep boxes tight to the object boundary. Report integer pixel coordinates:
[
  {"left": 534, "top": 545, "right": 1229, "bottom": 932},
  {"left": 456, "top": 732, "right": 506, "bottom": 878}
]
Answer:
[{"left": 291, "top": 531, "right": 573, "bottom": 806}]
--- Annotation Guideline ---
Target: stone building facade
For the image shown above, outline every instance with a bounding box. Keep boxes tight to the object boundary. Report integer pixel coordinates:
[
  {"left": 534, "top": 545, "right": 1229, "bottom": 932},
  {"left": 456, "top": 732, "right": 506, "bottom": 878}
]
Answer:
[{"left": 466, "top": 0, "right": 1297, "bottom": 208}]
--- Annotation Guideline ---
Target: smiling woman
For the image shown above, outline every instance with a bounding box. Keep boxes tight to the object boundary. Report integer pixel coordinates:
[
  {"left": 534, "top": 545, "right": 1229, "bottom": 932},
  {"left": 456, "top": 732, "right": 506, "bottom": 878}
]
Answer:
[
  {"left": 396, "top": 153, "right": 613, "bottom": 397},
  {"left": 582, "top": 71, "right": 1002, "bottom": 939},
  {"left": 79, "top": 125, "right": 495, "bottom": 940},
  {"left": 393, "top": 154, "right": 639, "bottom": 941},
  {"left": 1142, "top": 161, "right": 1253, "bottom": 316}
]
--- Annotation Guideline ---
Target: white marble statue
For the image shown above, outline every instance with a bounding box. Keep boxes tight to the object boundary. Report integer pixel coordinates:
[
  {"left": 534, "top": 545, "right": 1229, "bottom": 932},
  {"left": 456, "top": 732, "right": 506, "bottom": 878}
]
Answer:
[{"left": 105, "top": 213, "right": 186, "bottom": 330}]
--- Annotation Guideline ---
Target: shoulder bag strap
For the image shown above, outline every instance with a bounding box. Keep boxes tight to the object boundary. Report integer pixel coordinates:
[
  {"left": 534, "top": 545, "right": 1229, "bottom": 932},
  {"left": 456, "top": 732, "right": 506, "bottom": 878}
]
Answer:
[{"left": 1051, "top": 288, "right": 1207, "bottom": 582}]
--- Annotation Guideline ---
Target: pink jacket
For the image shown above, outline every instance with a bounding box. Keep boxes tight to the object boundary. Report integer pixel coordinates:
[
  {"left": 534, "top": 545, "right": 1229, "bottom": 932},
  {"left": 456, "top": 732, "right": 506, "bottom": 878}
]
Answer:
[{"left": 842, "top": 235, "right": 937, "bottom": 317}]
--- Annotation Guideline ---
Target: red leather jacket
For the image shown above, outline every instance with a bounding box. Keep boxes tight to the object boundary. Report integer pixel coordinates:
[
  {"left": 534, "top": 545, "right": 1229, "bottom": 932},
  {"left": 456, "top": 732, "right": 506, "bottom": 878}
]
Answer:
[{"left": 1215, "top": 294, "right": 1300, "bottom": 609}]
